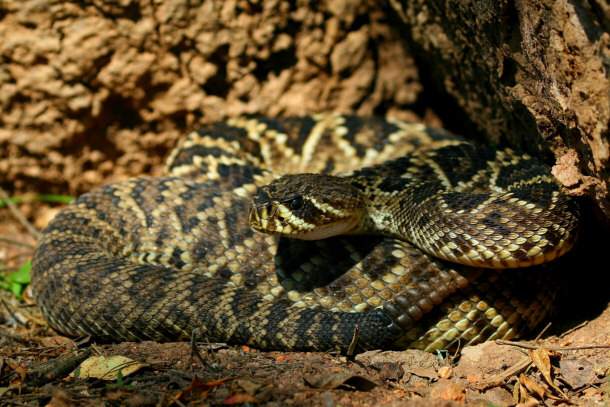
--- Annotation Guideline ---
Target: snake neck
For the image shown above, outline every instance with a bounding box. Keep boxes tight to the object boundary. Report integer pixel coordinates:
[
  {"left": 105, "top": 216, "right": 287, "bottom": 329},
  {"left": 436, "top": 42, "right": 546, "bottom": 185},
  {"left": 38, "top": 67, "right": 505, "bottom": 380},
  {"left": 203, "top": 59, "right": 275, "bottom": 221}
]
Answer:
[
  {"left": 347, "top": 175, "right": 579, "bottom": 269},
  {"left": 345, "top": 176, "right": 414, "bottom": 239}
]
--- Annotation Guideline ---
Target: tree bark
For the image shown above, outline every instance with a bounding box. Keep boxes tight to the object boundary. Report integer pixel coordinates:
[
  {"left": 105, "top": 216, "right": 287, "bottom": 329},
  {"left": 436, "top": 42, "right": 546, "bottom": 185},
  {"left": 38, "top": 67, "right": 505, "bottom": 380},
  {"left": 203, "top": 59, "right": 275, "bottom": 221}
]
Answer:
[{"left": 388, "top": 0, "right": 610, "bottom": 220}]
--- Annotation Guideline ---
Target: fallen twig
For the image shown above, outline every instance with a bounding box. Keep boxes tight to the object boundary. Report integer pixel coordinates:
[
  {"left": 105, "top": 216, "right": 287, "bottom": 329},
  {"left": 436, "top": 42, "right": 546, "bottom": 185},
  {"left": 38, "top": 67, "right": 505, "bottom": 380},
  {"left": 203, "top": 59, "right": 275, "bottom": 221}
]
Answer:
[
  {"left": 496, "top": 339, "right": 610, "bottom": 352},
  {"left": 533, "top": 322, "right": 552, "bottom": 342},
  {"left": 0, "top": 235, "right": 36, "bottom": 249},
  {"left": 1, "top": 298, "right": 28, "bottom": 327},
  {"left": 27, "top": 349, "right": 91, "bottom": 386},
  {"left": 476, "top": 356, "right": 532, "bottom": 390},
  {"left": 0, "top": 185, "right": 41, "bottom": 240},
  {"left": 559, "top": 321, "right": 589, "bottom": 337}
]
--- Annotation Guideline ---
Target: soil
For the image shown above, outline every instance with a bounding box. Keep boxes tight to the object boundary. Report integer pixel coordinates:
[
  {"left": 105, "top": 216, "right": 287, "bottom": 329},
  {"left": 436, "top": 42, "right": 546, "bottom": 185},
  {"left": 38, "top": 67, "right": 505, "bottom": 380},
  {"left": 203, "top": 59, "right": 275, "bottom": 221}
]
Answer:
[{"left": 1, "top": 0, "right": 609, "bottom": 405}]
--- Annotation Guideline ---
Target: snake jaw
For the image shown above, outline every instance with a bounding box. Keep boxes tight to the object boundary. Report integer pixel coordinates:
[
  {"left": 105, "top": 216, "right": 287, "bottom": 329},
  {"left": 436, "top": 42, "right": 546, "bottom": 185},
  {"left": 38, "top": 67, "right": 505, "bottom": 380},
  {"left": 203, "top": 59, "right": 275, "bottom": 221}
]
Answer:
[
  {"left": 248, "top": 200, "right": 361, "bottom": 240},
  {"left": 249, "top": 202, "right": 308, "bottom": 236}
]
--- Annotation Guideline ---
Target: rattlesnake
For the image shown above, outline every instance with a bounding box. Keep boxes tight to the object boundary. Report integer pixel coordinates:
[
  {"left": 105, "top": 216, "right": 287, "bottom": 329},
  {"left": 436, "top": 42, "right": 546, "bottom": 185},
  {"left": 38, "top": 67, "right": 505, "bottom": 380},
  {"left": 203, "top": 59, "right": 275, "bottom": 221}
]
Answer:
[{"left": 31, "top": 115, "right": 579, "bottom": 353}]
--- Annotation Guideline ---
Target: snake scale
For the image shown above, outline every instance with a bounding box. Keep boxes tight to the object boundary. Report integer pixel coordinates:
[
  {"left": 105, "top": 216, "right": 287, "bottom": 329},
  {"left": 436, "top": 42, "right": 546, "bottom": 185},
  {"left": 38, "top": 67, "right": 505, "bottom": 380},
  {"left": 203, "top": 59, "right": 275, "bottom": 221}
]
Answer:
[{"left": 31, "top": 115, "right": 579, "bottom": 353}]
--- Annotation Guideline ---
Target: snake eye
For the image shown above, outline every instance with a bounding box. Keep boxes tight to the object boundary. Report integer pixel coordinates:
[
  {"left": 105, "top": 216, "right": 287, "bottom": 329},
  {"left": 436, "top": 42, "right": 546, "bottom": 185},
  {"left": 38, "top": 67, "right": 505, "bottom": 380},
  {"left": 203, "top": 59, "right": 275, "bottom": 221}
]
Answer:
[{"left": 288, "top": 197, "right": 303, "bottom": 210}]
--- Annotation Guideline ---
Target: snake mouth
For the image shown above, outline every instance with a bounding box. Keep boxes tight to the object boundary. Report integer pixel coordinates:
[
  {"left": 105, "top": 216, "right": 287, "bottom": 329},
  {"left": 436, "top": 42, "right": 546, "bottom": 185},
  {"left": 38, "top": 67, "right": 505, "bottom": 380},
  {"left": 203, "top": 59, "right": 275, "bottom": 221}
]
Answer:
[
  {"left": 249, "top": 203, "right": 361, "bottom": 240},
  {"left": 248, "top": 203, "right": 309, "bottom": 237},
  {"left": 248, "top": 205, "right": 273, "bottom": 234}
]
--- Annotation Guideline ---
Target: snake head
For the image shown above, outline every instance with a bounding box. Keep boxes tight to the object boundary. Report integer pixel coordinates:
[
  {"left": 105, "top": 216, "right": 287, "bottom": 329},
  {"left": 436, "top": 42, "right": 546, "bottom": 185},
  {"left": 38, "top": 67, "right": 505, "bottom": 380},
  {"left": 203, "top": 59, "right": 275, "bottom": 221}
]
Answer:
[{"left": 249, "top": 174, "right": 364, "bottom": 240}]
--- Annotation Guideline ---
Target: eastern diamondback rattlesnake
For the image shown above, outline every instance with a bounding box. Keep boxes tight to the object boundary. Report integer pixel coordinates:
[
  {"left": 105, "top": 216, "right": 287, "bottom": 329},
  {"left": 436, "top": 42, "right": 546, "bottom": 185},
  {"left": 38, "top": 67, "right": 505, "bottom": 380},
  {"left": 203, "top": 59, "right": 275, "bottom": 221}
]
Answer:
[{"left": 31, "top": 115, "right": 579, "bottom": 353}]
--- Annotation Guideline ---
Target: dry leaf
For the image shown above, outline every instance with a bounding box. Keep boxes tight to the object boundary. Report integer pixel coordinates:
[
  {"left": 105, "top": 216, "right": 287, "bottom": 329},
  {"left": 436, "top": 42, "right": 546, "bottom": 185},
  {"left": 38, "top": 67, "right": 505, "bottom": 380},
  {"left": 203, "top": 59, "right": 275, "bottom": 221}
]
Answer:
[
  {"left": 223, "top": 393, "right": 258, "bottom": 405},
  {"left": 594, "top": 361, "right": 610, "bottom": 377},
  {"left": 37, "top": 335, "right": 76, "bottom": 349},
  {"left": 305, "top": 372, "right": 377, "bottom": 391},
  {"left": 514, "top": 380, "right": 538, "bottom": 406},
  {"left": 560, "top": 359, "right": 595, "bottom": 389},
  {"left": 237, "top": 379, "right": 264, "bottom": 395},
  {"left": 372, "top": 362, "right": 404, "bottom": 381},
  {"left": 5, "top": 359, "right": 26, "bottom": 387},
  {"left": 519, "top": 374, "right": 546, "bottom": 399},
  {"left": 72, "top": 355, "right": 145, "bottom": 381},
  {"left": 49, "top": 387, "right": 75, "bottom": 407},
  {"left": 515, "top": 399, "right": 539, "bottom": 407},
  {"left": 528, "top": 346, "right": 569, "bottom": 400},
  {"left": 176, "top": 376, "right": 229, "bottom": 401},
  {"left": 106, "top": 388, "right": 132, "bottom": 400}
]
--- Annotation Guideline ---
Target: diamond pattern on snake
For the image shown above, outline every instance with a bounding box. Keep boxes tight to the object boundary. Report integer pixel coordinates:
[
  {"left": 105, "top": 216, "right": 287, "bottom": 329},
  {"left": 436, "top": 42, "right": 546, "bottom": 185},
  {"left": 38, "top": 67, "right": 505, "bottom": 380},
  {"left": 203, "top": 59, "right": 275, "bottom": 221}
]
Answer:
[{"left": 31, "top": 115, "right": 579, "bottom": 353}]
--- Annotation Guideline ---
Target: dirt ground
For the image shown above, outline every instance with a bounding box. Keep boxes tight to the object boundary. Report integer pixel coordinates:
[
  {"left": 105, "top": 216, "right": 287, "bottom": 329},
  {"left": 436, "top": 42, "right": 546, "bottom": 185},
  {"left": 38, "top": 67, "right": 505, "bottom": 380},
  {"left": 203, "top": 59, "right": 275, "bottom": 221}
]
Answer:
[{"left": 0, "top": 206, "right": 609, "bottom": 406}]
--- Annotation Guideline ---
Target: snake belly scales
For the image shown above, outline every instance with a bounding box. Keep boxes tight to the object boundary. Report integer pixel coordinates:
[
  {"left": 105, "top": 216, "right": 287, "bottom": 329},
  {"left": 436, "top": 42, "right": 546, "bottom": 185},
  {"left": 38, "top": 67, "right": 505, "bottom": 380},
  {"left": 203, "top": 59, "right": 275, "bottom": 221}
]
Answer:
[{"left": 31, "top": 115, "right": 579, "bottom": 353}]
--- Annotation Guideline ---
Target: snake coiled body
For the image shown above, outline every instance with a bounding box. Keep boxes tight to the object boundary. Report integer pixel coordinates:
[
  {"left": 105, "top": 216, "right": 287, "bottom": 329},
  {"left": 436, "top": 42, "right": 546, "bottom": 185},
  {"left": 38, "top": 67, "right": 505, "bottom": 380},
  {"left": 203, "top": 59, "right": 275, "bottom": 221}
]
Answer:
[{"left": 31, "top": 115, "right": 579, "bottom": 353}]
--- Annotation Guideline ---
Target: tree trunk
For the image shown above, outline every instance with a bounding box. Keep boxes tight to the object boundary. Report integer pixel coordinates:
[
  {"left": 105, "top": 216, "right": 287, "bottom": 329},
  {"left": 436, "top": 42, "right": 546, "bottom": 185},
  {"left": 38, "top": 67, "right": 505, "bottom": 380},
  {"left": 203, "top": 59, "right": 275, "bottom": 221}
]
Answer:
[{"left": 388, "top": 0, "right": 610, "bottom": 220}]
